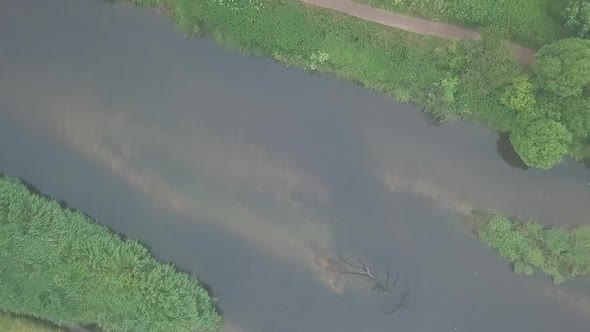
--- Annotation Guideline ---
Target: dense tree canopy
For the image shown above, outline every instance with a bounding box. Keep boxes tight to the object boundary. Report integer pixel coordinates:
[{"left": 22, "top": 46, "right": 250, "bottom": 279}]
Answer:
[
  {"left": 510, "top": 119, "right": 573, "bottom": 169},
  {"left": 534, "top": 38, "right": 590, "bottom": 98},
  {"left": 564, "top": 0, "right": 590, "bottom": 38},
  {"left": 560, "top": 97, "right": 590, "bottom": 140}
]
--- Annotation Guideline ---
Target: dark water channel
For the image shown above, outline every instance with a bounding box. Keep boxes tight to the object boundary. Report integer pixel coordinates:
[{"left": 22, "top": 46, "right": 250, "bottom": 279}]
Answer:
[{"left": 1, "top": 0, "right": 590, "bottom": 331}]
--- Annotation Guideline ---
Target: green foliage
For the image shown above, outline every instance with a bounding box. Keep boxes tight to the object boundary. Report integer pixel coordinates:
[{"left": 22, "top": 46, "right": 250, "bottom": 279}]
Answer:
[
  {"left": 560, "top": 96, "right": 590, "bottom": 139},
  {"left": 460, "top": 28, "right": 521, "bottom": 96},
  {"left": 534, "top": 38, "right": 590, "bottom": 97},
  {"left": 128, "top": 0, "right": 590, "bottom": 169},
  {"left": 0, "top": 313, "right": 63, "bottom": 332},
  {"left": 564, "top": 0, "right": 590, "bottom": 38},
  {"left": 0, "top": 177, "right": 221, "bottom": 332},
  {"left": 471, "top": 212, "right": 590, "bottom": 283},
  {"left": 510, "top": 119, "right": 573, "bottom": 169},
  {"left": 501, "top": 75, "right": 537, "bottom": 113},
  {"left": 351, "top": 0, "right": 566, "bottom": 46}
]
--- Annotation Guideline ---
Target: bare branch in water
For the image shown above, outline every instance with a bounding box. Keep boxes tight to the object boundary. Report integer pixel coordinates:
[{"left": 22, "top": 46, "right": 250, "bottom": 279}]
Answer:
[
  {"left": 310, "top": 246, "right": 407, "bottom": 314},
  {"left": 386, "top": 290, "right": 409, "bottom": 316},
  {"left": 337, "top": 255, "right": 397, "bottom": 294}
]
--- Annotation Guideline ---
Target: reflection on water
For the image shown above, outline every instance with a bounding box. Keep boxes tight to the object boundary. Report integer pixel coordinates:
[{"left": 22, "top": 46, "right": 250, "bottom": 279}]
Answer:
[
  {"left": 1, "top": 0, "right": 590, "bottom": 331},
  {"left": 496, "top": 132, "right": 529, "bottom": 170}
]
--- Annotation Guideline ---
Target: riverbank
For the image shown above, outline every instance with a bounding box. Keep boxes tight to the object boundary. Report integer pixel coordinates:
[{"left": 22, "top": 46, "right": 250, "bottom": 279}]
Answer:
[
  {"left": 0, "top": 177, "right": 221, "bottom": 332},
  {"left": 0, "top": 313, "right": 64, "bottom": 332},
  {"left": 464, "top": 211, "right": 590, "bottom": 283},
  {"left": 126, "top": 0, "right": 589, "bottom": 170}
]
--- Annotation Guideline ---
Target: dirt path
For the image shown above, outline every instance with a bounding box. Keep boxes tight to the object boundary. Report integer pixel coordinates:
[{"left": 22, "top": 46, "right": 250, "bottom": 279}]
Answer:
[{"left": 301, "top": 0, "right": 535, "bottom": 65}]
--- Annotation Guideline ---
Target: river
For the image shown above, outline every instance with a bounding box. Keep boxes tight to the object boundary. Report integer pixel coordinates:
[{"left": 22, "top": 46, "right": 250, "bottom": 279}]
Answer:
[{"left": 1, "top": 0, "right": 589, "bottom": 331}]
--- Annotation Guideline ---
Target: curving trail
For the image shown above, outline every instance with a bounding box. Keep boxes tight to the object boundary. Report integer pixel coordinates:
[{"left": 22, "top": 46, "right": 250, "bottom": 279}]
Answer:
[{"left": 301, "top": 0, "right": 535, "bottom": 65}]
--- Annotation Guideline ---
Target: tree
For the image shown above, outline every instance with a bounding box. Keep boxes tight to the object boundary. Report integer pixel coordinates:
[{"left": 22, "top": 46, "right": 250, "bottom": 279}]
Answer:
[
  {"left": 534, "top": 38, "right": 590, "bottom": 98},
  {"left": 560, "top": 96, "right": 590, "bottom": 160},
  {"left": 560, "top": 97, "right": 590, "bottom": 139},
  {"left": 510, "top": 119, "right": 573, "bottom": 169},
  {"left": 564, "top": 0, "right": 590, "bottom": 38}
]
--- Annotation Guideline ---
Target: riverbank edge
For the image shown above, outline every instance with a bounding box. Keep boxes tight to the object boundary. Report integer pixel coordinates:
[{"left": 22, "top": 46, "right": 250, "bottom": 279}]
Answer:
[
  {"left": 463, "top": 211, "right": 590, "bottom": 283},
  {"left": 0, "top": 176, "right": 221, "bottom": 332},
  {"left": 123, "top": 0, "right": 589, "bottom": 169},
  {"left": 0, "top": 312, "right": 65, "bottom": 332}
]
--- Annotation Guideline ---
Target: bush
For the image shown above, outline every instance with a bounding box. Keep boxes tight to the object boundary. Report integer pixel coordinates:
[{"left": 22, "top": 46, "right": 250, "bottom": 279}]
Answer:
[
  {"left": 469, "top": 212, "right": 590, "bottom": 283},
  {"left": 0, "top": 177, "right": 221, "bottom": 332}
]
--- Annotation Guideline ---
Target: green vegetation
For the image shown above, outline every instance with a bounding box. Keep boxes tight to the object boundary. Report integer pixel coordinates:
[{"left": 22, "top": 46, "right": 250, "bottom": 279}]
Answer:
[
  {"left": 564, "top": 0, "right": 590, "bottom": 38},
  {"left": 465, "top": 212, "right": 590, "bottom": 283},
  {"left": 0, "top": 177, "right": 221, "bottom": 332},
  {"left": 352, "top": 0, "right": 568, "bottom": 46},
  {"left": 534, "top": 38, "right": 590, "bottom": 98},
  {"left": 0, "top": 313, "right": 64, "bottom": 332},
  {"left": 510, "top": 119, "right": 572, "bottom": 169},
  {"left": 125, "top": 0, "right": 590, "bottom": 169}
]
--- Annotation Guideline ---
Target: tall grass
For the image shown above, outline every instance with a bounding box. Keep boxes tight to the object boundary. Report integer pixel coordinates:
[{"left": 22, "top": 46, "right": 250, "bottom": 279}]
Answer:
[
  {"left": 465, "top": 212, "right": 590, "bottom": 283},
  {"left": 0, "top": 177, "right": 221, "bottom": 332},
  {"left": 353, "top": 0, "right": 569, "bottom": 47}
]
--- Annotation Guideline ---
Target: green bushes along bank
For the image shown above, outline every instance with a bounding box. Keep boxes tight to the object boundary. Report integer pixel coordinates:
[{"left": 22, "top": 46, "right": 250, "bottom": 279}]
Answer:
[
  {"left": 465, "top": 212, "right": 590, "bottom": 283},
  {"left": 126, "top": 0, "right": 590, "bottom": 170},
  {"left": 0, "top": 177, "right": 221, "bottom": 332}
]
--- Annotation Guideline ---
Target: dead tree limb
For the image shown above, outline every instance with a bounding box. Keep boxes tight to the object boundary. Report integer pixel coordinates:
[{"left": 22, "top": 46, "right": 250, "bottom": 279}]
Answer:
[{"left": 337, "top": 255, "right": 397, "bottom": 294}]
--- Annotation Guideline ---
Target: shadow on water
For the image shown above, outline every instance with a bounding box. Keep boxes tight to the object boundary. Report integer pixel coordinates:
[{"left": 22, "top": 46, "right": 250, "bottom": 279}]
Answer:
[
  {"left": 496, "top": 132, "right": 529, "bottom": 170},
  {"left": 420, "top": 109, "right": 444, "bottom": 127}
]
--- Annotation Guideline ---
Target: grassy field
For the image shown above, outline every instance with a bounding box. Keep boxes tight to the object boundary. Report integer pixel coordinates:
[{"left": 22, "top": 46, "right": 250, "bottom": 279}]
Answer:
[
  {"left": 464, "top": 212, "right": 590, "bottom": 283},
  {"left": 0, "top": 313, "right": 64, "bottom": 332},
  {"left": 0, "top": 177, "right": 221, "bottom": 332},
  {"left": 352, "top": 0, "right": 570, "bottom": 47}
]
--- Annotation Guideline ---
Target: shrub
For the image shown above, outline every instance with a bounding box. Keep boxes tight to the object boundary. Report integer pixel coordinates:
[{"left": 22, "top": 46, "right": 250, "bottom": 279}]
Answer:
[
  {"left": 0, "top": 177, "right": 221, "bottom": 332},
  {"left": 468, "top": 212, "right": 590, "bottom": 283}
]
